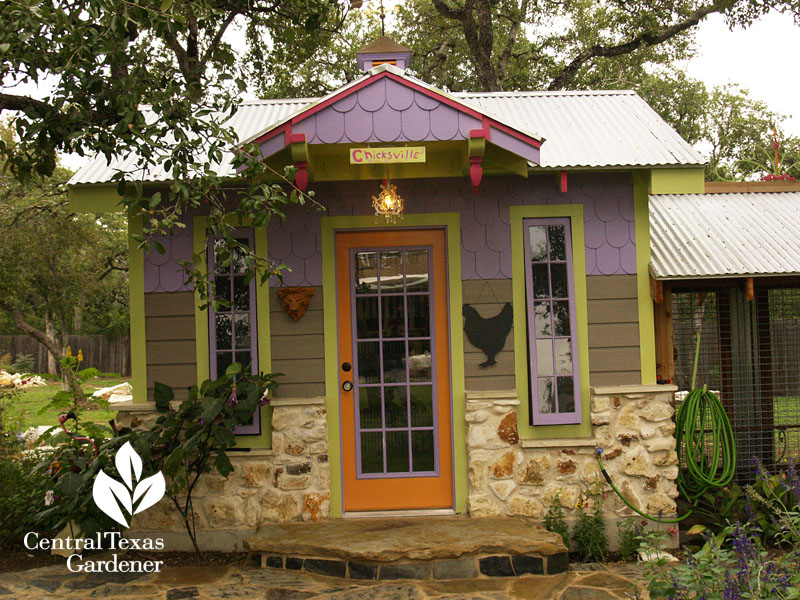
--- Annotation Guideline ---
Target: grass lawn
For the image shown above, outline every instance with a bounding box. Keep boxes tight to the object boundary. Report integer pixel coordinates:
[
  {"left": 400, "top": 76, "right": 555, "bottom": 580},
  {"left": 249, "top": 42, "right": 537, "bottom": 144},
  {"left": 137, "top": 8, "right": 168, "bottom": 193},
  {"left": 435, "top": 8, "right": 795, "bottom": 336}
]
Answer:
[{"left": 1, "top": 376, "right": 129, "bottom": 431}]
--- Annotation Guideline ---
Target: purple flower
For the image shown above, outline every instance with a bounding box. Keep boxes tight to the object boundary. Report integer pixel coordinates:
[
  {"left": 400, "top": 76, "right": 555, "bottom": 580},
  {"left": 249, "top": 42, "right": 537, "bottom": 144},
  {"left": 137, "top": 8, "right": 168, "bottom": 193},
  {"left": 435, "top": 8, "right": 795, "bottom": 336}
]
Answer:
[
  {"left": 227, "top": 384, "right": 238, "bottom": 408},
  {"left": 198, "top": 417, "right": 206, "bottom": 426}
]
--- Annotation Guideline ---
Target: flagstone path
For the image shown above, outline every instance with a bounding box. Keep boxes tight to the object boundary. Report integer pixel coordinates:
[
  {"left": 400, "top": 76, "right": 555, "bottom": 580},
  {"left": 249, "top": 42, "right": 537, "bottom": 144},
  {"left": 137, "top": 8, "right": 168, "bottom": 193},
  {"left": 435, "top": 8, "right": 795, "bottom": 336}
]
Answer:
[{"left": 0, "top": 560, "right": 649, "bottom": 599}]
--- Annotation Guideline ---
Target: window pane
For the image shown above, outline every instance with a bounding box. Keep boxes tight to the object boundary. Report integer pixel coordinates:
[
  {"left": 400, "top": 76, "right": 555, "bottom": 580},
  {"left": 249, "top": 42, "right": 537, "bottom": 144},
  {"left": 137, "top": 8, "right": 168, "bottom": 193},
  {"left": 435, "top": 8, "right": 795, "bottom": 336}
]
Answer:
[
  {"left": 355, "top": 252, "right": 378, "bottom": 293},
  {"left": 236, "top": 351, "right": 252, "bottom": 373},
  {"left": 233, "top": 276, "right": 249, "bottom": 311},
  {"left": 529, "top": 226, "right": 548, "bottom": 261},
  {"left": 361, "top": 432, "right": 383, "bottom": 473},
  {"left": 385, "top": 386, "right": 408, "bottom": 428},
  {"left": 557, "top": 376, "right": 575, "bottom": 413},
  {"left": 408, "top": 340, "right": 432, "bottom": 382},
  {"left": 405, "top": 250, "right": 429, "bottom": 292},
  {"left": 381, "top": 295, "right": 405, "bottom": 338},
  {"left": 358, "top": 342, "right": 380, "bottom": 384},
  {"left": 213, "top": 240, "right": 229, "bottom": 273},
  {"left": 412, "top": 430, "right": 435, "bottom": 472},
  {"left": 386, "top": 431, "right": 410, "bottom": 473},
  {"left": 215, "top": 313, "right": 232, "bottom": 349},
  {"left": 356, "top": 296, "right": 379, "bottom": 339},
  {"left": 379, "top": 251, "right": 403, "bottom": 292},
  {"left": 538, "top": 377, "right": 555, "bottom": 414},
  {"left": 383, "top": 341, "right": 406, "bottom": 382},
  {"left": 553, "top": 301, "right": 571, "bottom": 336},
  {"left": 216, "top": 352, "right": 233, "bottom": 378},
  {"left": 407, "top": 295, "right": 431, "bottom": 337},
  {"left": 555, "top": 338, "right": 573, "bottom": 375},
  {"left": 536, "top": 339, "right": 554, "bottom": 376},
  {"left": 551, "top": 263, "right": 568, "bottom": 299},
  {"left": 359, "top": 387, "right": 383, "bottom": 430},
  {"left": 231, "top": 240, "right": 249, "bottom": 274},
  {"left": 532, "top": 264, "right": 550, "bottom": 298},
  {"left": 214, "top": 276, "right": 231, "bottom": 306},
  {"left": 548, "top": 226, "right": 566, "bottom": 261},
  {"left": 410, "top": 385, "right": 433, "bottom": 427},
  {"left": 533, "top": 302, "right": 552, "bottom": 337},
  {"left": 234, "top": 313, "right": 251, "bottom": 349}
]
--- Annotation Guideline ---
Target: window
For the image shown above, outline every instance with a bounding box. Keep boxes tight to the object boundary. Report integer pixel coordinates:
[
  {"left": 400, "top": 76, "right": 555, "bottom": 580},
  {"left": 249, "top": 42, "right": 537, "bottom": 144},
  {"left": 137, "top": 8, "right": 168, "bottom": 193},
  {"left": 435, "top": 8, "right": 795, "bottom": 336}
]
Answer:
[
  {"left": 208, "top": 229, "right": 260, "bottom": 435},
  {"left": 523, "top": 218, "right": 581, "bottom": 425}
]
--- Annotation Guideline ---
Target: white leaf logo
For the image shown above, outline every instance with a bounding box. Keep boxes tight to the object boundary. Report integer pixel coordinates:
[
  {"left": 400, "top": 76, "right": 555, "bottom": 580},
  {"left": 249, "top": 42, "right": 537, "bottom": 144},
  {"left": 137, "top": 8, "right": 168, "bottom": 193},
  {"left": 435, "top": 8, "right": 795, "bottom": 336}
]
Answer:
[{"left": 92, "top": 442, "right": 165, "bottom": 528}]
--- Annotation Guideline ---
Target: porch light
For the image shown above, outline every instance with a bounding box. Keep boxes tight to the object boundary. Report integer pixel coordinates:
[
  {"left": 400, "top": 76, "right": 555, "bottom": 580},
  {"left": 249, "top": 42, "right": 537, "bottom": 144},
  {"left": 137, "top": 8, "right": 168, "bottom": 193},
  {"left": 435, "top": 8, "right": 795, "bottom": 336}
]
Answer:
[{"left": 372, "top": 179, "right": 404, "bottom": 223}]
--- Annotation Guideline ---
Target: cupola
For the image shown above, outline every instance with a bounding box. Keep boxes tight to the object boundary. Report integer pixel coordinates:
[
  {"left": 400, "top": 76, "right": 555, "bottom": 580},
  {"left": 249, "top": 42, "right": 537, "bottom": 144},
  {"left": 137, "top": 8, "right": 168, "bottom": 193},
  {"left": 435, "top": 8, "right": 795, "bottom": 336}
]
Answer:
[{"left": 356, "top": 37, "right": 412, "bottom": 72}]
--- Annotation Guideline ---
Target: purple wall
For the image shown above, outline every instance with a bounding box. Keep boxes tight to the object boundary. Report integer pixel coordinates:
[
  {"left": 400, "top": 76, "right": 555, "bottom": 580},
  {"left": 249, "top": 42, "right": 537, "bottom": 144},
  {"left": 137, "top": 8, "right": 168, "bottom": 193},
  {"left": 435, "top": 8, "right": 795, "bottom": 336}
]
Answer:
[{"left": 143, "top": 172, "right": 636, "bottom": 292}]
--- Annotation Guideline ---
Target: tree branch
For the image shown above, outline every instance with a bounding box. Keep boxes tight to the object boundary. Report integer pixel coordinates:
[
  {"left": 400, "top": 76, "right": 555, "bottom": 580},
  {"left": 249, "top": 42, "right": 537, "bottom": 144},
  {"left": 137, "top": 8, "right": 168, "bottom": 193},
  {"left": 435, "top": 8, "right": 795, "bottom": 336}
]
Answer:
[
  {"left": 0, "top": 93, "right": 55, "bottom": 114},
  {"left": 548, "top": 4, "right": 718, "bottom": 90}
]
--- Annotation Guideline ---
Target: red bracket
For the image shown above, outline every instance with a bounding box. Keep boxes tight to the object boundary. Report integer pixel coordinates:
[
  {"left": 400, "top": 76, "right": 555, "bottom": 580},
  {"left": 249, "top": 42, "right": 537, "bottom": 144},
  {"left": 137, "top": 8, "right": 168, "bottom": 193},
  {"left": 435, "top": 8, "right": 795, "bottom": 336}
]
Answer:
[
  {"left": 469, "top": 156, "right": 483, "bottom": 195},
  {"left": 560, "top": 170, "right": 568, "bottom": 193},
  {"left": 294, "top": 161, "right": 309, "bottom": 191}
]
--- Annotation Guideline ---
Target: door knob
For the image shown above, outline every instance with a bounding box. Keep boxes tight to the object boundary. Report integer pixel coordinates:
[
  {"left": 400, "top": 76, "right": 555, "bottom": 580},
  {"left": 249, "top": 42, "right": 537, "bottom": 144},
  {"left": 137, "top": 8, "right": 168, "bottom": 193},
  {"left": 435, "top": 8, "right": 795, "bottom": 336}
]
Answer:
[
  {"left": 342, "top": 381, "right": 353, "bottom": 392},
  {"left": 342, "top": 362, "right": 352, "bottom": 372}
]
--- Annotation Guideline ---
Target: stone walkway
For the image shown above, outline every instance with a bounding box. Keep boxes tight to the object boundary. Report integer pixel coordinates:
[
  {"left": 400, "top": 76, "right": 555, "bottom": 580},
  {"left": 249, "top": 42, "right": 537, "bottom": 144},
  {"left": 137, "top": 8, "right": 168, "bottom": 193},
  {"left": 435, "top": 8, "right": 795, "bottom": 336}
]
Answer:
[{"left": 0, "top": 561, "right": 649, "bottom": 599}]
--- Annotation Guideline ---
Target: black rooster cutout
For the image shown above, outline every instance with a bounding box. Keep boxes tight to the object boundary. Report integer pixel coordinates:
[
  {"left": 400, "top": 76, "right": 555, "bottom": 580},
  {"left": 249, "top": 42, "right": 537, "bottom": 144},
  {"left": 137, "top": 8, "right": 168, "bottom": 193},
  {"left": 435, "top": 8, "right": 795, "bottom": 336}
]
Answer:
[{"left": 463, "top": 303, "right": 513, "bottom": 367}]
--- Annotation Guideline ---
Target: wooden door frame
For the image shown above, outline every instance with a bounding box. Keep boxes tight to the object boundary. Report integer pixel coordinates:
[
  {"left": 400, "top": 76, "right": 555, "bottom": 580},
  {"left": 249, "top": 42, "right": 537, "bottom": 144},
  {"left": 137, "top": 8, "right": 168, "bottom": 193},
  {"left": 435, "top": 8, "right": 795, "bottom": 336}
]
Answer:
[{"left": 321, "top": 214, "right": 467, "bottom": 518}]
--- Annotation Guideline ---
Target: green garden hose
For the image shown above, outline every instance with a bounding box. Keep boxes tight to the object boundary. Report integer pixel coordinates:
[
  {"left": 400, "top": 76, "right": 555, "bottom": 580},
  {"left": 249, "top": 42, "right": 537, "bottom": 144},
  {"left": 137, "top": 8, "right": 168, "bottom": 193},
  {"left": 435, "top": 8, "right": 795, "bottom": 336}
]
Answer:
[{"left": 596, "top": 332, "right": 736, "bottom": 523}]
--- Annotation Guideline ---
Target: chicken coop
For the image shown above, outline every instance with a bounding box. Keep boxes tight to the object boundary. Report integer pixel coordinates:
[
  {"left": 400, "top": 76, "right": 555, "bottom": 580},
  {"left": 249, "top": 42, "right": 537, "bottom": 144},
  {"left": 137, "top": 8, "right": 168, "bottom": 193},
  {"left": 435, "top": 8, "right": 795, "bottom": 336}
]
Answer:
[{"left": 650, "top": 185, "right": 800, "bottom": 482}]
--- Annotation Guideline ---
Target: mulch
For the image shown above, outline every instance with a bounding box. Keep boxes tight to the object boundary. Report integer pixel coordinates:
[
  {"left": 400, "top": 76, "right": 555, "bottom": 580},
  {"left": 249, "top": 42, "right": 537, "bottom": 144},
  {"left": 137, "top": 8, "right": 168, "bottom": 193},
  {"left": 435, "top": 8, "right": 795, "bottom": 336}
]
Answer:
[{"left": 0, "top": 549, "right": 63, "bottom": 573}]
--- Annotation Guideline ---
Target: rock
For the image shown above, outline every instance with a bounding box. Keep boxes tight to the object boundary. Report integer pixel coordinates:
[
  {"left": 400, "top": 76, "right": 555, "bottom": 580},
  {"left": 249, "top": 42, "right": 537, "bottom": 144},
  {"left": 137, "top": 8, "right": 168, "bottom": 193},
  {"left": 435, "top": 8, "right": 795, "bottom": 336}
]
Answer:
[
  {"left": 595, "top": 426, "right": 612, "bottom": 447},
  {"left": 639, "top": 549, "right": 678, "bottom": 563},
  {"left": 488, "top": 451, "right": 517, "bottom": 478},
  {"left": 286, "top": 444, "right": 307, "bottom": 455},
  {"left": 645, "top": 493, "right": 676, "bottom": 515},
  {"left": 279, "top": 474, "right": 312, "bottom": 490},
  {"left": 242, "top": 463, "right": 270, "bottom": 487},
  {"left": 591, "top": 412, "right": 610, "bottom": 425},
  {"left": 465, "top": 409, "right": 490, "bottom": 423},
  {"left": 557, "top": 459, "right": 577, "bottom": 475},
  {"left": 468, "top": 494, "right": 502, "bottom": 517},
  {"left": 519, "top": 456, "right": 550, "bottom": 485},
  {"left": 259, "top": 489, "right": 301, "bottom": 523},
  {"left": 653, "top": 450, "right": 678, "bottom": 466},
  {"left": 603, "top": 447, "right": 622, "bottom": 460},
  {"left": 286, "top": 462, "right": 312, "bottom": 476},
  {"left": 468, "top": 422, "right": 507, "bottom": 450},
  {"left": 489, "top": 480, "right": 516, "bottom": 501},
  {"left": 591, "top": 395, "right": 609, "bottom": 413},
  {"left": 616, "top": 404, "right": 639, "bottom": 429},
  {"left": 0, "top": 371, "right": 14, "bottom": 388},
  {"left": 622, "top": 447, "right": 652, "bottom": 477},
  {"left": 302, "top": 492, "right": 330, "bottom": 522},
  {"left": 497, "top": 412, "right": 519, "bottom": 444},
  {"left": 205, "top": 497, "right": 244, "bottom": 528},
  {"left": 92, "top": 382, "right": 132, "bottom": 400},
  {"left": 508, "top": 495, "right": 545, "bottom": 518},
  {"left": 639, "top": 424, "right": 657, "bottom": 439},
  {"left": 107, "top": 393, "right": 133, "bottom": 404},
  {"left": 640, "top": 401, "right": 673, "bottom": 422},
  {"left": 615, "top": 480, "right": 641, "bottom": 512},
  {"left": 643, "top": 437, "right": 675, "bottom": 453},
  {"left": 468, "top": 459, "right": 487, "bottom": 490}
]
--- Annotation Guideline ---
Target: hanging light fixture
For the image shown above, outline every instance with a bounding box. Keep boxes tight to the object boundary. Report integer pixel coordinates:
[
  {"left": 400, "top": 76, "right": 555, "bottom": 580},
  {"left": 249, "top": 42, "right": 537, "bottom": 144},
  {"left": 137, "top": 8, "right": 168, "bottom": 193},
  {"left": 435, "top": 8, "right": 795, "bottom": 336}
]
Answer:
[{"left": 372, "top": 178, "right": 404, "bottom": 223}]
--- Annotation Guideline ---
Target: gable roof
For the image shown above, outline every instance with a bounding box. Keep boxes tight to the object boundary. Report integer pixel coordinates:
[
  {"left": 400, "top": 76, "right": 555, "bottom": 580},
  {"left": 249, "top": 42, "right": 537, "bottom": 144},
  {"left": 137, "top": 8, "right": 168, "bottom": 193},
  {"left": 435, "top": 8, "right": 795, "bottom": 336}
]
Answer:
[
  {"left": 650, "top": 192, "right": 800, "bottom": 279},
  {"left": 69, "top": 84, "right": 703, "bottom": 186}
]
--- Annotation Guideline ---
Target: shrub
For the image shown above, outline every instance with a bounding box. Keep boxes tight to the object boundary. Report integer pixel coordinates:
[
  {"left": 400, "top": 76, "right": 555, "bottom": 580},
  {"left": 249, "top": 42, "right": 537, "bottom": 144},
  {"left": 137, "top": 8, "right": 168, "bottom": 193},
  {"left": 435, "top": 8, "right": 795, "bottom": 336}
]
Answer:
[
  {"left": 572, "top": 490, "right": 608, "bottom": 562},
  {"left": 544, "top": 490, "right": 570, "bottom": 548},
  {"left": 11, "top": 353, "right": 35, "bottom": 374},
  {"left": 617, "top": 517, "right": 641, "bottom": 562}
]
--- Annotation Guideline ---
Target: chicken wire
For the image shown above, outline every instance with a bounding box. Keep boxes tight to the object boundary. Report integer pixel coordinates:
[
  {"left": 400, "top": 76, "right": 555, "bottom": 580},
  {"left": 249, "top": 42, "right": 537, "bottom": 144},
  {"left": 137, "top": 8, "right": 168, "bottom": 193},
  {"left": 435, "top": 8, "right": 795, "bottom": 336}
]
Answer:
[{"left": 671, "top": 284, "right": 800, "bottom": 483}]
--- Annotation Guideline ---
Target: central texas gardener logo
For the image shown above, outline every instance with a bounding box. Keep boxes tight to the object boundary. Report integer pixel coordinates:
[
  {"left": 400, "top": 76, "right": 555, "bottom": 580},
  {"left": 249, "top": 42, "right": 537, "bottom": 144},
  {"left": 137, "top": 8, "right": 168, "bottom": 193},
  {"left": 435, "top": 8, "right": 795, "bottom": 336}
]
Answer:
[{"left": 92, "top": 442, "right": 166, "bottom": 527}]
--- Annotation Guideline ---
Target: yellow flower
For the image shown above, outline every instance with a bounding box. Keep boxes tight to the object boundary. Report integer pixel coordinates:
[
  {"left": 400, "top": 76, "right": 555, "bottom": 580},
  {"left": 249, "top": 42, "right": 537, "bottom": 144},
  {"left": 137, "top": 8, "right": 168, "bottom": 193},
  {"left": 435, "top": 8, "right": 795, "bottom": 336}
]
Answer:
[
  {"left": 77, "top": 350, "right": 83, "bottom": 363},
  {"left": 66, "top": 346, "right": 72, "bottom": 357}
]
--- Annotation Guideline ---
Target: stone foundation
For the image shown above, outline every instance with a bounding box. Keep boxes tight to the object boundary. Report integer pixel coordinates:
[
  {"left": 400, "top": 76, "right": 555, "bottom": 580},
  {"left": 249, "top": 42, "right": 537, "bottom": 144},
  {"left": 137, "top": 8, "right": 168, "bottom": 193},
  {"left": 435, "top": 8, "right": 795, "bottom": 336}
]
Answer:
[
  {"left": 465, "top": 385, "right": 679, "bottom": 549},
  {"left": 114, "top": 397, "right": 330, "bottom": 551}
]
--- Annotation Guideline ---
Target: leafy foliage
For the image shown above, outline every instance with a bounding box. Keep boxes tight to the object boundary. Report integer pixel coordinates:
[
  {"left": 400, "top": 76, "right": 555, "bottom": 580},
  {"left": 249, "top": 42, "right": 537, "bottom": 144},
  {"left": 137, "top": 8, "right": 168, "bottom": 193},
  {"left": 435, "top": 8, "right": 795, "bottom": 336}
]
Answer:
[
  {"left": 543, "top": 489, "right": 570, "bottom": 548},
  {"left": 571, "top": 489, "right": 608, "bottom": 562}
]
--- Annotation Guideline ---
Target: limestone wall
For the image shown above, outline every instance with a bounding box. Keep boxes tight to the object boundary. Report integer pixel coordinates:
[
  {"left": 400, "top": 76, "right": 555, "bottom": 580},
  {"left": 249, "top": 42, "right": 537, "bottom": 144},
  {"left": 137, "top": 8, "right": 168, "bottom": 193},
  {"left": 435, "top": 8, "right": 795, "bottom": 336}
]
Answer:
[
  {"left": 465, "top": 385, "right": 679, "bottom": 549},
  {"left": 114, "top": 397, "right": 330, "bottom": 551}
]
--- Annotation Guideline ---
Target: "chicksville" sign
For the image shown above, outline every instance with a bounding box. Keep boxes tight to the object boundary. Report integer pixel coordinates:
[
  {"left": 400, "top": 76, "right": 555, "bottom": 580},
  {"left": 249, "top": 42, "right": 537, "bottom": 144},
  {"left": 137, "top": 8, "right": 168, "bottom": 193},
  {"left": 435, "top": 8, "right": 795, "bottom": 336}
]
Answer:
[{"left": 350, "top": 146, "right": 426, "bottom": 164}]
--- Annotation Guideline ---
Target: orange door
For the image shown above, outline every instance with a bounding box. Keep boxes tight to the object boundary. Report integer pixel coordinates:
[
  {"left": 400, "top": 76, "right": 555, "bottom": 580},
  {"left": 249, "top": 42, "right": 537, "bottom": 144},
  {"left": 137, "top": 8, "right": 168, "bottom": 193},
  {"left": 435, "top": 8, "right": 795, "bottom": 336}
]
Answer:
[{"left": 336, "top": 229, "right": 453, "bottom": 512}]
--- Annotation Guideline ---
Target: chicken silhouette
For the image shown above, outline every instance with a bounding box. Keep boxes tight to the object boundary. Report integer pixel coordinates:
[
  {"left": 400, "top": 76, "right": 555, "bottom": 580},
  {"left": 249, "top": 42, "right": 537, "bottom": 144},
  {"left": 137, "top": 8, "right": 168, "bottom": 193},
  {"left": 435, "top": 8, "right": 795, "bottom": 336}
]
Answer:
[{"left": 462, "top": 303, "right": 513, "bottom": 367}]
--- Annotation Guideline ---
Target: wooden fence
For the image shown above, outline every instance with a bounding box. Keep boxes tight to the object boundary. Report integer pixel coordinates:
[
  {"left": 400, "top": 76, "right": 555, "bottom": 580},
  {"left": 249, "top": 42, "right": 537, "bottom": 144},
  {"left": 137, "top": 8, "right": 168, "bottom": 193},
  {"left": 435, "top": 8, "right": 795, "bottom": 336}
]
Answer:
[{"left": 0, "top": 335, "right": 130, "bottom": 376}]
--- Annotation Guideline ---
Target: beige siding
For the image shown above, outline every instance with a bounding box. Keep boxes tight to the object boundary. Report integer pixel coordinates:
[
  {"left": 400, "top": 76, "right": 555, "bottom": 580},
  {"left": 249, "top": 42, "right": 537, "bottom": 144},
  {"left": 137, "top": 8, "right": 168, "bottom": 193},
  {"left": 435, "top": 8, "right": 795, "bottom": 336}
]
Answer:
[
  {"left": 144, "top": 292, "right": 196, "bottom": 401},
  {"left": 461, "top": 279, "right": 515, "bottom": 392},
  {"left": 586, "top": 275, "right": 641, "bottom": 385},
  {"left": 269, "top": 287, "right": 325, "bottom": 398}
]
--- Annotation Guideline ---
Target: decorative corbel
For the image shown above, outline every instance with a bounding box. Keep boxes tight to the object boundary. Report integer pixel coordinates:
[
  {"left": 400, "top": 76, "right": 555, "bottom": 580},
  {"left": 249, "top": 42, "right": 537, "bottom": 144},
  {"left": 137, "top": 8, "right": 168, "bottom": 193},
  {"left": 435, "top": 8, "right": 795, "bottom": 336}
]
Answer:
[
  {"left": 289, "top": 133, "right": 310, "bottom": 192},
  {"left": 468, "top": 129, "right": 487, "bottom": 195},
  {"left": 560, "top": 170, "right": 568, "bottom": 193}
]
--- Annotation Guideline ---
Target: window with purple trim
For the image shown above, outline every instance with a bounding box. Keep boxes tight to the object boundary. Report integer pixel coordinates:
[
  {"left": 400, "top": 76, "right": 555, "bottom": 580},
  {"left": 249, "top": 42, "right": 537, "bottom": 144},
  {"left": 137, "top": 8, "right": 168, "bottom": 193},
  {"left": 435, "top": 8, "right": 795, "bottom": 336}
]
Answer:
[
  {"left": 523, "top": 218, "right": 582, "bottom": 425},
  {"left": 208, "top": 229, "right": 260, "bottom": 435}
]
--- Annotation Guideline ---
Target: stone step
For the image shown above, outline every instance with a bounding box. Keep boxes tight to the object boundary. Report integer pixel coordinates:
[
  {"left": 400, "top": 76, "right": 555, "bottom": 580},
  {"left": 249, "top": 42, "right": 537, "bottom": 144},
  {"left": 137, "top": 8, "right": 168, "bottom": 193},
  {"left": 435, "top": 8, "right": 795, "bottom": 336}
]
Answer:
[{"left": 244, "top": 516, "right": 568, "bottom": 581}]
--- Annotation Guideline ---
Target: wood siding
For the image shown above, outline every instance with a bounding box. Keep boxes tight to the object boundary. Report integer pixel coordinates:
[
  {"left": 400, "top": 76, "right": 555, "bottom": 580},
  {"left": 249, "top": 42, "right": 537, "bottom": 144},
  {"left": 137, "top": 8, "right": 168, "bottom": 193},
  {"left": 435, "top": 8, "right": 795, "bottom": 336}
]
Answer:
[
  {"left": 462, "top": 275, "right": 641, "bottom": 391},
  {"left": 269, "top": 287, "right": 325, "bottom": 398},
  {"left": 144, "top": 292, "right": 197, "bottom": 400}
]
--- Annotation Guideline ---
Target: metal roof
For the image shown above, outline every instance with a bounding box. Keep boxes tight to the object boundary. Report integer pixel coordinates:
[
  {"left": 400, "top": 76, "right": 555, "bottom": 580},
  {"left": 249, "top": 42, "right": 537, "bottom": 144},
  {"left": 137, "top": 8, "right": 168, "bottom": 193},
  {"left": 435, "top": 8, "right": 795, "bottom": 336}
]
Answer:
[
  {"left": 69, "top": 87, "right": 703, "bottom": 186},
  {"left": 650, "top": 192, "right": 800, "bottom": 279}
]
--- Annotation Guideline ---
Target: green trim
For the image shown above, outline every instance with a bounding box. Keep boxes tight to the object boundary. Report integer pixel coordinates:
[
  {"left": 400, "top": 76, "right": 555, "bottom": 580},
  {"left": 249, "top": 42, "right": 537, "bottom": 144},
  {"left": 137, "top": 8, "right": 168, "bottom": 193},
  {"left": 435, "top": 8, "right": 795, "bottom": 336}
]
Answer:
[
  {"left": 634, "top": 174, "right": 657, "bottom": 384},
  {"left": 510, "top": 205, "right": 591, "bottom": 439},
  {"left": 128, "top": 214, "right": 148, "bottom": 403},
  {"left": 68, "top": 185, "right": 124, "bottom": 213},
  {"left": 321, "top": 213, "right": 466, "bottom": 517},
  {"left": 192, "top": 216, "right": 273, "bottom": 449},
  {"left": 649, "top": 168, "right": 705, "bottom": 194}
]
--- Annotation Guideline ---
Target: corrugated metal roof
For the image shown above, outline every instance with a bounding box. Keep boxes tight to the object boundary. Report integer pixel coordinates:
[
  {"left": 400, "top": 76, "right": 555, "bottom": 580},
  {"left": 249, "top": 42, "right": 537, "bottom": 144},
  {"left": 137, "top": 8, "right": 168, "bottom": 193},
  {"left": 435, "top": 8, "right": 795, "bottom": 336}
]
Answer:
[
  {"left": 69, "top": 85, "right": 703, "bottom": 185},
  {"left": 650, "top": 192, "right": 800, "bottom": 279}
]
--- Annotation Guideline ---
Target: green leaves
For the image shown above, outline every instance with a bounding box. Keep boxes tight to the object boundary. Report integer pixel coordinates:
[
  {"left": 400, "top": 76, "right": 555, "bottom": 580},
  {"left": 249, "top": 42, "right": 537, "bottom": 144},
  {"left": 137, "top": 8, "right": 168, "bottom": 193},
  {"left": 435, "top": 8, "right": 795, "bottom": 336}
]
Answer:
[
  {"left": 215, "top": 452, "right": 233, "bottom": 477},
  {"left": 154, "top": 381, "right": 174, "bottom": 412}
]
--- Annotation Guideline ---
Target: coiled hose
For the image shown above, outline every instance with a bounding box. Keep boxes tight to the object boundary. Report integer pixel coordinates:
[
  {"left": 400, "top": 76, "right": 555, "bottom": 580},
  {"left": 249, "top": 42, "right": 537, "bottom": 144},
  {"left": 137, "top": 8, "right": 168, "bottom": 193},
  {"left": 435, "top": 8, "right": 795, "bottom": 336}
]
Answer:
[{"left": 597, "top": 332, "right": 736, "bottom": 523}]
